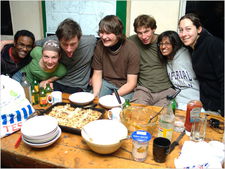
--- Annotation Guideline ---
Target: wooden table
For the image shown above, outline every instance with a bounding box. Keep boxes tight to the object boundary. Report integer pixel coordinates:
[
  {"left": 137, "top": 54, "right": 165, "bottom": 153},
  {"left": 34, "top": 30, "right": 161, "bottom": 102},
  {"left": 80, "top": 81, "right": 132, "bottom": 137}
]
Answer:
[{"left": 1, "top": 93, "right": 224, "bottom": 168}]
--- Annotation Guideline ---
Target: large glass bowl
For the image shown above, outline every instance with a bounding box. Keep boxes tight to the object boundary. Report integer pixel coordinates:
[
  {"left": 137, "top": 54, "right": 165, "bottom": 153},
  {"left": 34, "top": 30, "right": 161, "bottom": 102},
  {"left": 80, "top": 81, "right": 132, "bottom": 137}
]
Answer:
[{"left": 120, "top": 106, "right": 159, "bottom": 136}]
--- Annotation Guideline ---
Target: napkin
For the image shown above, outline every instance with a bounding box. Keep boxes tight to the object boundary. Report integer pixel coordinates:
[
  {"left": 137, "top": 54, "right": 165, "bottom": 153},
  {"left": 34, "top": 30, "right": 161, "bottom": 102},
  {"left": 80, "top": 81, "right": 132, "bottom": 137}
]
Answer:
[{"left": 174, "top": 140, "right": 225, "bottom": 169}]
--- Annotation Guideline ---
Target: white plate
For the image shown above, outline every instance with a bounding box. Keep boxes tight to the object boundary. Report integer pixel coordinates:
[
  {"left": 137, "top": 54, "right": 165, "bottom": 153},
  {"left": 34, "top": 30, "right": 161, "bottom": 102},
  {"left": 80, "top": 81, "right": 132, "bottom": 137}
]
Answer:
[
  {"left": 23, "top": 125, "right": 58, "bottom": 140},
  {"left": 69, "top": 92, "right": 94, "bottom": 105},
  {"left": 21, "top": 115, "right": 58, "bottom": 138},
  {"left": 99, "top": 95, "right": 125, "bottom": 109},
  {"left": 23, "top": 127, "right": 59, "bottom": 144},
  {"left": 22, "top": 127, "right": 61, "bottom": 148}
]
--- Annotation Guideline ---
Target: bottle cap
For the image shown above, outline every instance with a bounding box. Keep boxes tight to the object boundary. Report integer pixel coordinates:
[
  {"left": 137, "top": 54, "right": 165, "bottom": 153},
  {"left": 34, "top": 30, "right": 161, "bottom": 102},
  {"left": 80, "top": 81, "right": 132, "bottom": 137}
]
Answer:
[{"left": 131, "top": 130, "right": 151, "bottom": 142}]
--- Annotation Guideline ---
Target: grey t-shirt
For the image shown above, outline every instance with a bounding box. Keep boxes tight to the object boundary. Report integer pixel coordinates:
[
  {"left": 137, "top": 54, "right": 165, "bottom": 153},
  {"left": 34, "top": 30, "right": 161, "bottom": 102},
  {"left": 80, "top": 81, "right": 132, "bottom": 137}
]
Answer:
[{"left": 36, "top": 35, "right": 97, "bottom": 90}]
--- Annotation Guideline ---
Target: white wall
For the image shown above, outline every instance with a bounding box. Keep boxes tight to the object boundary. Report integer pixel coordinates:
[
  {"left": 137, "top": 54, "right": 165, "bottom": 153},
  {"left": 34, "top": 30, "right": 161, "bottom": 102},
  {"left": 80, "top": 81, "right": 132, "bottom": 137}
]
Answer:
[
  {"left": 127, "top": 0, "right": 180, "bottom": 36},
  {"left": 4, "top": 0, "right": 181, "bottom": 40},
  {"left": 9, "top": 1, "right": 43, "bottom": 40}
]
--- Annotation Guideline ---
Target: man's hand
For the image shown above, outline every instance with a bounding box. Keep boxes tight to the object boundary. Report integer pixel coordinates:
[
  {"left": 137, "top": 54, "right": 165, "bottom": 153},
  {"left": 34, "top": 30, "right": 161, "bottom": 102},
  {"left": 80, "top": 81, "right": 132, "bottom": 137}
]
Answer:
[{"left": 39, "top": 80, "right": 53, "bottom": 89}]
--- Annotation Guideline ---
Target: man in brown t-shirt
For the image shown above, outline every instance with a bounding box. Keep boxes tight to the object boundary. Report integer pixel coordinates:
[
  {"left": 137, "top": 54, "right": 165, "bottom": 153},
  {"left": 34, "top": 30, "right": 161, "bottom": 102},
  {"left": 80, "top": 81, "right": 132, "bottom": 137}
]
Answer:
[{"left": 91, "top": 15, "right": 140, "bottom": 100}]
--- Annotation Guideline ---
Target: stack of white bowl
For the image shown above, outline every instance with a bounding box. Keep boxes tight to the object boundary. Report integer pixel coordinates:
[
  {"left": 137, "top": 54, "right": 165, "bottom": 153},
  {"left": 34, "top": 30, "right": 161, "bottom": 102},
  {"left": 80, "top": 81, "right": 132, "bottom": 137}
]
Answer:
[{"left": 21, "top": 115, "right": 61, "bottom": 148}]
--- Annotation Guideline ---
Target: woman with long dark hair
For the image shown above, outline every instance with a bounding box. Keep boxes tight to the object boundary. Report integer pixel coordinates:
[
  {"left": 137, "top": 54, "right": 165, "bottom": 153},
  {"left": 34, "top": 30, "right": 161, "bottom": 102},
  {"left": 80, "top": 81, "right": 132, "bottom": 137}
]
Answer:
[{"left": 157, "top": 30, "right": 200, "bottom": 110}]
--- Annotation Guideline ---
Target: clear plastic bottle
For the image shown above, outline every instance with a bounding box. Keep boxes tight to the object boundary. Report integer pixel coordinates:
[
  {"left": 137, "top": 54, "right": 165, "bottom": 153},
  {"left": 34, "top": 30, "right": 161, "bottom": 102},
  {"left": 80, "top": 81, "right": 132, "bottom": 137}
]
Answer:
[
  {"left": 21, "top": 72, "right": 32, "bottom": 103},
  {"left": 158, "top": 100, "right": 175, "bottom": 141}
]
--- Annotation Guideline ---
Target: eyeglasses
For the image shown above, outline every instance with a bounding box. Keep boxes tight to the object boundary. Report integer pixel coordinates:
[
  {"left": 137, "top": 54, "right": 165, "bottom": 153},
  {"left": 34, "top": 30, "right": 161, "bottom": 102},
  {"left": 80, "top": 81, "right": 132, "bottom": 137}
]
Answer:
[
  {"left": 16, "top": 42, "right": 33, "bottom": 50},
  {"left": 158, "top": 42, "right": 172, "bottom": 47}
]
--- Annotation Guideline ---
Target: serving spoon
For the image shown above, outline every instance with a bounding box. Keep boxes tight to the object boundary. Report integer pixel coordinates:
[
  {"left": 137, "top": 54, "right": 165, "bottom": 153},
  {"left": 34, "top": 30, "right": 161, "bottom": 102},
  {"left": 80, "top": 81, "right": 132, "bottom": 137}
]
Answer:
[
  {"left": 119, "top": 135, "right": 130, "bottom": 142},
  {"left": 148, "top": 106, "right": 165, "bottom": 123}
]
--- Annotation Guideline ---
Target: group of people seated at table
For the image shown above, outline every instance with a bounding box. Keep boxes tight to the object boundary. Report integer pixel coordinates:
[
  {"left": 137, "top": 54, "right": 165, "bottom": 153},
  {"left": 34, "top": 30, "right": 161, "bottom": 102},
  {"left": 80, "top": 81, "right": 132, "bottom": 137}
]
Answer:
[{"left": 1, "top": 13, "right": 224, "bottom": 117}]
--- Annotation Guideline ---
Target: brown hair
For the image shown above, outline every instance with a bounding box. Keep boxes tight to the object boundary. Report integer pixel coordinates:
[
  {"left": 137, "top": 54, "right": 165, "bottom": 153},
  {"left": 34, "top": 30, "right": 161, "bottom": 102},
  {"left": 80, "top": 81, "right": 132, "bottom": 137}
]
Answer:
[
  {"left": 56, "top": 18, "right": 82, "bottom": 41},
  {"left": 133, "top": 15, "right": 157, "bottom": 32},
  {"left": 98, "top": 15, "right": 126, "bottom": 41},
  {"left": 178, "top": 13, "right": 202, "bottom": 29}
]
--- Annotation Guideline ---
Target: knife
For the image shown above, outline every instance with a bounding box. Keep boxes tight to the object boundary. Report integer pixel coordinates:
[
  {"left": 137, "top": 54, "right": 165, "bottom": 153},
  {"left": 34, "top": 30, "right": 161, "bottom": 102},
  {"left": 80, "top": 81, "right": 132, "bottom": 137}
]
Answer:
[
  {"left": 168, "top": 129, "right": 185, "bottom": 154},
  {"left": 114, "top": 89, "right": 122, "bottom": 104}
]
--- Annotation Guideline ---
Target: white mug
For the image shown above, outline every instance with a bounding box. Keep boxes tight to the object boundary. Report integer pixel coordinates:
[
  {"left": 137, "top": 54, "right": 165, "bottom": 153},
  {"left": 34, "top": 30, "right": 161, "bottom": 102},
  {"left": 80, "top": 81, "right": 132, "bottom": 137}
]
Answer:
[
  {"left": 48, "top": 91, "right": 62, "bottom": 104},
  {"left": 108, "top": 107, "right": 122, "bottom": 121}
]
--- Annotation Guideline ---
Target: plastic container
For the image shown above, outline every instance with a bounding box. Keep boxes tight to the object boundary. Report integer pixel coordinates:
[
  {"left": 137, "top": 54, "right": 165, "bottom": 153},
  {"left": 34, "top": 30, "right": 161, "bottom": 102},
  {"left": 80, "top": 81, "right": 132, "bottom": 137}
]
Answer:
[
  {"left": 131, "top": 130, "right": 151, "bottom": 162},
  {"left": 120, "top": 106, "right": 158, "bottom": 136}
]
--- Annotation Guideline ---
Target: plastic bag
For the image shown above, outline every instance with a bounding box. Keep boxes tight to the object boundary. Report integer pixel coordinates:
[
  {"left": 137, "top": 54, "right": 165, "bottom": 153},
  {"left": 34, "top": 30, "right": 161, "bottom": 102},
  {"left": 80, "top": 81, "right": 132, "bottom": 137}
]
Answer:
[
  {"left": 0, "top": 75, "right": 35, "bottom": 138},
  {"left": 174, "top": 140, "right": 225, "bottom": 169}
]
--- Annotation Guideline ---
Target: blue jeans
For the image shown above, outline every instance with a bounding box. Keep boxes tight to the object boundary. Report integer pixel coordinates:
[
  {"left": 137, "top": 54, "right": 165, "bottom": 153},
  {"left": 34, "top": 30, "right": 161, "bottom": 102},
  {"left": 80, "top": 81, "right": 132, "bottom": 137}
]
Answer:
[
  {"left": 99, "top": 79, "right": 134, "bottom": 100},
  {"left": 12, "top": 71, "right": 23, "bottom": 83}
]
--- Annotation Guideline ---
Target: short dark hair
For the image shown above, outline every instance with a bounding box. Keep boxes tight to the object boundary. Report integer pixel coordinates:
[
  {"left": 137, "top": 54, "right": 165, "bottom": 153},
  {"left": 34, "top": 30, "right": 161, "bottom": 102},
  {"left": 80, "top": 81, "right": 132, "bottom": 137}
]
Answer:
[
  {"left": 133, "top": 15, "right": 157, "bottom": 32},
  {"left": 178, "top": 13, "right": 202, "bottom": 29},
  {"left": 56, "top": 18, "right": 82, "bottom": 41},
  {"left": 14, "top": 30, "right": 35, "bottom": 44},
  {"left": 157, "top": 30, "right": 183, "bottom": 64},
  {"left": 98, "top": 15, "right": 125, "bottom": 41}
]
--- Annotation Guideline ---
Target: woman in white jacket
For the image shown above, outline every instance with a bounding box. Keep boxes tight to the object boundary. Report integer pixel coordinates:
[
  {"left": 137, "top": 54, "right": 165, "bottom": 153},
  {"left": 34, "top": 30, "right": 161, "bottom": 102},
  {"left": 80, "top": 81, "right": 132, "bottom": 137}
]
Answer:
[{"left": 157, "top": 30, "right": 200, "bottom": 110}]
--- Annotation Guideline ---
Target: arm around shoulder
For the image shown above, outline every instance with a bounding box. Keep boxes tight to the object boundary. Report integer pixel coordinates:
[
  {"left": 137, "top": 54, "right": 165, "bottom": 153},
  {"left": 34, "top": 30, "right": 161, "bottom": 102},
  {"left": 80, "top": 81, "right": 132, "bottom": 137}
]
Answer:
[{"left": 0, "top": 40, "right": 13, "bottom": 51}]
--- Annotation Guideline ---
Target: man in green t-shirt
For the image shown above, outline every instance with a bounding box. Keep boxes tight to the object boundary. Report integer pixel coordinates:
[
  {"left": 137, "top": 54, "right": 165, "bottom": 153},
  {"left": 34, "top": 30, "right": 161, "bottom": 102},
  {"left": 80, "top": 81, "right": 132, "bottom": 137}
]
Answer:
[{"left": 128, "top": 14, "right": 176, "bottom": 106}]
